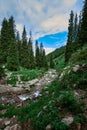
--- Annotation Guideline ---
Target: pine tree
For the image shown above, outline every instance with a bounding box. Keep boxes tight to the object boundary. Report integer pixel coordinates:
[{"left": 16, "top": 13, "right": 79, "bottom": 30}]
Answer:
[
  {"left": 0, "top": 18, "right": 9, "bottom": 64},
  {"left": 0, "top": 34, "right": 4, "bottom": 78},
  {"left": 28, "top": 31, "right": 35, "bottom": 69},
  {"left": 42, "top": 49, "right": 48, "bottom": 69},
  {"left": 35, "top": 40, "right": 40, "bottom": 68},
  {"left": 16, "top": 31, "right": 21, "bottom": 64},
  {"left": 50, "top": 54, "right": 54, "bottom": 68},
  {"left": 20, "top": 26, "right": 29, "bottom": 68},
  {"left": 79, "top": 0, "right": 87, "bottom": 45},
  {"left": 7, "top": 39, "right": 19, "bottom": 71},
  {"left": 76, "top": 12, "right": 82, "bottom": 47},
  {"left": 65, "top": 10, "right": 74, "bottom": 63},
  {"left": 39, "top": 42, "right": 44, "bottom": 67},
  {"left": 73, "top": 13, "right": 78, "bottom": 43},
  {"left": 7, "top": 16, "right": 19, "bottom": 71},
  {"left": 8, "top": 16, "right": 15, "bottom": 40}
]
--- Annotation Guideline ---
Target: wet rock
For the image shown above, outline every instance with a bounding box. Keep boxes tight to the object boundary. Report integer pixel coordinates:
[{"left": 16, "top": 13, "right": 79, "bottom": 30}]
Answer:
[{"left": 61, "top": 116, "right": 74, "bottom": 125}]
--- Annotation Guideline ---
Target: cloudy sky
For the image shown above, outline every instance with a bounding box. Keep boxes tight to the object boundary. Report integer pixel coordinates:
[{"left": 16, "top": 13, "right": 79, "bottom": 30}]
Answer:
[{"left": 0, "top": 0, "right": 83, "bottom": 54}]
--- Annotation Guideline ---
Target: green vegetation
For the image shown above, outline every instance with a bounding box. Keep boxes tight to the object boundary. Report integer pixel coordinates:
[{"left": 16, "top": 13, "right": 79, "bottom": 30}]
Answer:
[
  {"left": 7, "top": 68, "right": 45, "bottom": 85},
  {"left": 0, "top": 0, "right": 87, "bottom": 130}
]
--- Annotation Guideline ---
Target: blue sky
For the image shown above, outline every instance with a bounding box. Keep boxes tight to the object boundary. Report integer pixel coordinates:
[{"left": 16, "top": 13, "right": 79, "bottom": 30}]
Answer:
[{"left": 0, "top": 0, "right": 83, "bottom": 54}]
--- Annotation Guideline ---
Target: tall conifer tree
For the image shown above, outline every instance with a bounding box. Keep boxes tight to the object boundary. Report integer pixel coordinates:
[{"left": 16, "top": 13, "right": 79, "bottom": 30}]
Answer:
[
  {"left": 35, "top": 40, "right": 40, "bottom": 68},
  {"left": 20, "top": 26, "right": 29, "bottom": 68},
  {"left": 0, "top": 18, "right": 8, "bottom": 64},
  {"left": 65, "top": 10, "right": 74, "bottom": 63},
  {"left": 28, "top": 31, "right": 35, "bottom": 69},
  {"left": 79, "top": 0, "right": 87, "bottom": 45},
  {"left": 7, "top": 16, "right": 19, "bottom": 71}
]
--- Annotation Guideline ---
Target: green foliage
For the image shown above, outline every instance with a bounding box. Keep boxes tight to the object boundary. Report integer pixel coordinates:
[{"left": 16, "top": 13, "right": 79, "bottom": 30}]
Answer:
[
  {"left": 60, "top": 91, "right": 84, "bottom": 114},
  {"left": 7, "top": 69, "right": 45, "bottom": 85},
  {"left": 28, "top": 31, "right": 35, "bottom": 69},
  {"left": 0, "top": 66, "right": 5, "bottom": 78},
  {"left": 65, "top": 10, "right": 74, "bottom": 63},
  {"left": 47, "top": 46, "right": 65, "bottom": 61},
  {"left": 52, "top": 121, "right": 69, "bottom": 130},
  {"left": 49, "top": 54, "right": 55, "bottom": 68},
  {"left": 69, "top": 44, "right": 87, "bottom": 64},
  {"left": 74, "top": 114, "right": 86, "bottom": 123},
  {"left": 79, "top": 0, "right": 87, "bottom": 45},
  {"left": 7, "top": 39, "right": 19, "bottom": 71},
  {"left": 54, "top": 54, "right": 65, "bottom": 72},
  {"left": 0, "top": 18, "right": 9, "bottom": 64},
  {"left": 20, "top": 26, "right": 30, "bottom": 68}
]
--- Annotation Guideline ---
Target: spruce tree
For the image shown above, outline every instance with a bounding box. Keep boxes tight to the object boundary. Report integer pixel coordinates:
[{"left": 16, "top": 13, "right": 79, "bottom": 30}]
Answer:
[
  {"left": 16, "top": 31, "right": 21, "bottom": 64},
  {"left": 39, "top": 43, "right": 44, "bottom": 67},
  {"left": 79, "top": 0, "right": 87, "bottom": 45},
  {"left": 0, "top": 18, "right": 9, "bottom": 64},
  {"left": 28, "top": 31, "right": 35, "bottom": 69},
  {"left": 8, "top": 16, "right": 15, "bottom": 40},
  {"left": 7, "top": 39, "right": 19, "bottom": 71},
  {"left": 77, "top": 12, "right": 82, "bottom": 42},
  {"left": 7, "top": 16, "right": 19, "bottom": 71},
  {"left": 65, "top": 10, "right": 74, "bottom": 63},
  {"left": 73, "top": 13, "right": 78, "bottom": 43},
  {"left": 35, "top": 40, "right": 40, "bottom": 68},
  {"left": 20, "top": 26, "right": 29, "bottom": 68},
  {"left": 0, "top": 35, "right": 4, "bottom": 78}
]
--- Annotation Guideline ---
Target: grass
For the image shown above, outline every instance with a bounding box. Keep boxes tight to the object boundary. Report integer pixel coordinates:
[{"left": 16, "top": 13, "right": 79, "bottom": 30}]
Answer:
[{"left": 6, "top": 68, "right": 45, "bottom": 85}]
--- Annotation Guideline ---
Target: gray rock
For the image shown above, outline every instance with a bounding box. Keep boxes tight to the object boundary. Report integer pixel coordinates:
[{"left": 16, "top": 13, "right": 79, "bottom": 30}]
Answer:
[
  {"left": 10, "top": 124, "right": 21, "bottom": 130},
  {"left": 72, "top": 65, "right": 80, "bottom": 72},
  {"left": 46, "top": 124, "right": 52, "bottom": 130},
  {"left": 5, "top": 120, "right": 10, "bottom": 126},
  {"left": 4, "top": 126, "right": 10, "bottom": 130},
  {"left": 61, "top": 116, "right": 74, "bottom": 125}
]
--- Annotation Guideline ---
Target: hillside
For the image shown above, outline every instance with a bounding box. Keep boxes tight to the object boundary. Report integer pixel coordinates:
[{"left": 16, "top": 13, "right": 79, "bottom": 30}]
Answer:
[{"left": 0, "top": 44, "right": 87, "bottom": 130}]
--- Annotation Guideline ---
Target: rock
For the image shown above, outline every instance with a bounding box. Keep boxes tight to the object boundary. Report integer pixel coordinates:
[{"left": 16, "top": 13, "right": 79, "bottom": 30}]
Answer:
[
  {"left": 43, "top": 106, "right": 47, "bottom": 110},
  {"left": 4, "top": 126, "right": 10, "bottom": 130},
  {"left": 46, "top": 124, "right": 52, "bottom": 130},
  {"left": 5, "top": 120, "right": 10, "bottom": 126},
  {"left": 10, "top": 124, "right": 21, "bottom": 130},
  {"left": 59, "top": 71, "right": 65, "bottom": 80},
  {"left": 61, "top": 116, "right": 74, "bottom": 125},
  {"left": 17, "top": 75, "right": 21, "bottom": 82},
  {"left": 72, "top": 65, "right": 80, "bottom": 72},
  {"left": 37, "top": 111, "right": 42, "bottom": 117},
  {"left": 0, "top": 118, "right": 4, "bottom": 129},
  {"left": 76, "top": 123, "right": 81, "bottom": 130}
]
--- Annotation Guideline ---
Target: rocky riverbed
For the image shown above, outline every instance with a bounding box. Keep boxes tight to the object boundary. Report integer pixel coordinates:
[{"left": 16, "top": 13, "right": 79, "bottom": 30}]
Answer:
[{"left": 0, "top": 70, "right": 58, "bottom": 130}]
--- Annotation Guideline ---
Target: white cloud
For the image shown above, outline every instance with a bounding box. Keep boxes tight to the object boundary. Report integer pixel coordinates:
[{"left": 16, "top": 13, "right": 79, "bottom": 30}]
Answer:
[
  {"left": 16, "top": 24, "right": 23, "bottom": 34},
  {"left": 44, "top": 47, "right": 55, "bottom": 55},
  {"left": 0, "top": 0, "right": 82, "bottom": 40}
]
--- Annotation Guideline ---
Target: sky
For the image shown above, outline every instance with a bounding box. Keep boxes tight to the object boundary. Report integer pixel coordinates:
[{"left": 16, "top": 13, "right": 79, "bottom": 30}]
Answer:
[{"left": 0, "top": 0, "right": 83, "bottom": 54}]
